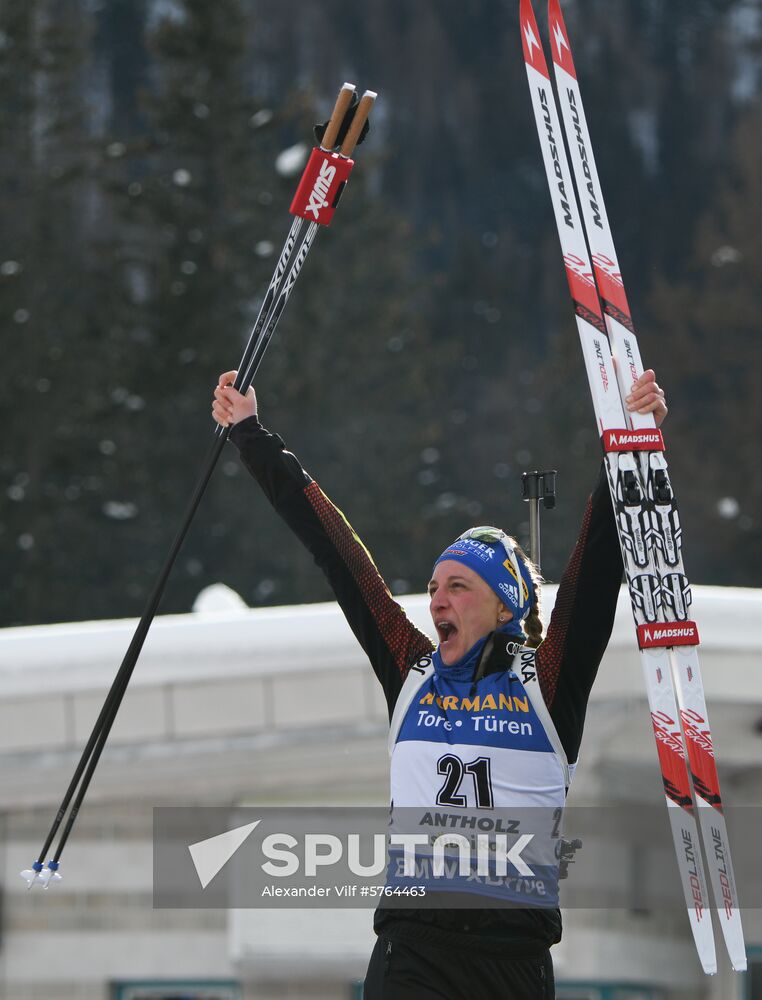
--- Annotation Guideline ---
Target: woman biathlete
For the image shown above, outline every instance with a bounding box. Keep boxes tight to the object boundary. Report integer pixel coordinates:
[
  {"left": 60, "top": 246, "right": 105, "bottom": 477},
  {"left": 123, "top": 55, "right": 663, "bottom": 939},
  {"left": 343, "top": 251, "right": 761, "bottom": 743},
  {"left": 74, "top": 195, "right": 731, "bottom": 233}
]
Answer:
[{"left": 212, "top": 370, "right": 667, "bottom": 1000}]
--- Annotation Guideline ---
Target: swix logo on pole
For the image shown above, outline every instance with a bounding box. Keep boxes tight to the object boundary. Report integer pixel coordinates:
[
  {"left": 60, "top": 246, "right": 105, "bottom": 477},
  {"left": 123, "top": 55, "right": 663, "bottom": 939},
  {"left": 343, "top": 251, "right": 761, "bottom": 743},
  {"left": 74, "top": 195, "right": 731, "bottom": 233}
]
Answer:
[
  {"left": 307, "top": 160, "right": 337, "bottom": 217},
  {"left": 637, "top": 621, "right": 700, "bottom": 649},
  {"left": 290, "top": 148, "right": 354, "bottom": 226},
  {"left": 603, "top": 429, "right": 665, "bottom": 452}
]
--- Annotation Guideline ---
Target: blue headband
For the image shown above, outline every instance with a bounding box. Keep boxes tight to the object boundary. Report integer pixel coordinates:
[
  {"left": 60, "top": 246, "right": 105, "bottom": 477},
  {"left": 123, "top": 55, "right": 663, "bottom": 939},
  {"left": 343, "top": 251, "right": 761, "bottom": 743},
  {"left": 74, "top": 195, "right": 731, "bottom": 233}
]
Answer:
[{"left": 434, "top": 535, "right": 534, "bottom": 626}]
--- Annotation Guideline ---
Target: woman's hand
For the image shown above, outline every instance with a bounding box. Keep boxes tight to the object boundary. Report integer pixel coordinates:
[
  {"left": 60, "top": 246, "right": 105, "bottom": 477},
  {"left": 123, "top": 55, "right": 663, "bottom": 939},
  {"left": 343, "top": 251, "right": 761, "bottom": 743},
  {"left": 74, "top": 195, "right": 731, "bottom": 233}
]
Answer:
[
  {"left": 212, "top": 370, "right": 257, "bottom": 427},
  {"left": 625, "top": 369, "right": 668, "bottom": 428}
]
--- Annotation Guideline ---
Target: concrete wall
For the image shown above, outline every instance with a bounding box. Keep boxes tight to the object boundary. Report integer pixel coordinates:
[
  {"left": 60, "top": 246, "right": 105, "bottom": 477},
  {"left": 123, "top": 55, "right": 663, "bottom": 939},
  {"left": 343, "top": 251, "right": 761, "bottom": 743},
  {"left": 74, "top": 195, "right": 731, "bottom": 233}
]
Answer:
[{"left": 1, "top": 586, "right": 760, "bottom": 999}]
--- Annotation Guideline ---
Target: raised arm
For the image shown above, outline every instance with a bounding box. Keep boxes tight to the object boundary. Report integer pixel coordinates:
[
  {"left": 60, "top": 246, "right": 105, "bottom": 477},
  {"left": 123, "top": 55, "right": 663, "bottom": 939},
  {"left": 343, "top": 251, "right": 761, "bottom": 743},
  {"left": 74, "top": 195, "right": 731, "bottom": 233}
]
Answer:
[{"left": 213, "top": 372, "right": 434, "bottom": 713}]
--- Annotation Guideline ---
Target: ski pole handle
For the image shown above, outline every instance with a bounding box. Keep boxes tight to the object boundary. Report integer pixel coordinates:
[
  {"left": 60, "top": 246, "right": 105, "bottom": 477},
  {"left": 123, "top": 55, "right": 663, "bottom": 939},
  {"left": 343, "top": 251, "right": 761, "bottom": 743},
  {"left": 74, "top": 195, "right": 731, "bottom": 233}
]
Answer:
[
  {"left": 340, "top": 90, "right": 377, "bottom": 157},
  {"left": 321, "top": 82, "right": 357, "bottom": 151}
]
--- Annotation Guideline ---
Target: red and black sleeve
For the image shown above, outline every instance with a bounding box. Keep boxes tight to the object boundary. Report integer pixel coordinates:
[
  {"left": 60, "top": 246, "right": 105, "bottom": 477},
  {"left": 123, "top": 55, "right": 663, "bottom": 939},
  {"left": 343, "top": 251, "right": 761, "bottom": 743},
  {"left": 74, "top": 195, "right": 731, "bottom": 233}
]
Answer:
[
  {"left": 229, "top": 416, "right": 434, "bottom": 714},
  {"left": 536, "top": 464, "right": 623, "bottom": 765}
]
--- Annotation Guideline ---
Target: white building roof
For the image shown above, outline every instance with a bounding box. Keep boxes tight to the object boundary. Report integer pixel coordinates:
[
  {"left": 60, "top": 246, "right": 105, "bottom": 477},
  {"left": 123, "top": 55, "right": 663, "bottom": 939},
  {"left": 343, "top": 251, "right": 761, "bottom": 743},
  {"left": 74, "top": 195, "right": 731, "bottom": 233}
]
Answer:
[{"left": 0, "top": 585, "right": 760, "bottom": 810}]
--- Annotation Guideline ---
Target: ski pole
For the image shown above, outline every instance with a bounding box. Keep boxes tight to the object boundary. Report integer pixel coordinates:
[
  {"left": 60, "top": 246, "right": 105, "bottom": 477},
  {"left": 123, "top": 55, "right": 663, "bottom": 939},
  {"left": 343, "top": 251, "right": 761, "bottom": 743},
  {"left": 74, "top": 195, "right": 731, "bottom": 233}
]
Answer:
[
  {"left": 238, "top": 89, "right": 377, "bottom": 395},
  {"left": 226, "top": 82, "right": 360, "bottom": 404},
  {"left": 22, "top": 84, "right": 377, "bottom": 888},
  {"left": 521, "top": 470, "right": 557, "bottom": 569}
]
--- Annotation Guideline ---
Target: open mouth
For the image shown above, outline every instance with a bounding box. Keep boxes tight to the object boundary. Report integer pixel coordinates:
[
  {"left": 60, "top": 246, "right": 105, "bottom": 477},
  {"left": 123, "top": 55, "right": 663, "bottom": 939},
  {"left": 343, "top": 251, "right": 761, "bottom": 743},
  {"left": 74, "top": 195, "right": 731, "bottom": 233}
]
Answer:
[{"left": 436, "top": 621, "right": 458, "bottom": 644}]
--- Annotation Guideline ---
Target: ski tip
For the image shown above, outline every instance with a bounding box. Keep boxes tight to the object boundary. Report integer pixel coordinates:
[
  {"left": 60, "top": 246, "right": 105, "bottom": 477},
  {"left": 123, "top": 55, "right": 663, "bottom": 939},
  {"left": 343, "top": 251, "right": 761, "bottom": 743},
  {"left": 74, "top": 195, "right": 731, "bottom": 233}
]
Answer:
[
  {"left": 732, "top": 959, "right": 748, "bottom": 973},
  {"left": 520, "top": 0, "right": 549, "bottom": 77},
  {"left": 547, "top": 0, "right": 577, "bottom": 79}
]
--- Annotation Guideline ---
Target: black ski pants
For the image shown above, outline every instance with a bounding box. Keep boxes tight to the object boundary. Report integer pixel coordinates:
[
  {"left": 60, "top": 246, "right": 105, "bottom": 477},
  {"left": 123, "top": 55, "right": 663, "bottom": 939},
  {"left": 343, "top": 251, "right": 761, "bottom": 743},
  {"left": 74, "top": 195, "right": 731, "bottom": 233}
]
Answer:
[{"left": 363, "top": 935, "right": 555, "bottom": 1000}]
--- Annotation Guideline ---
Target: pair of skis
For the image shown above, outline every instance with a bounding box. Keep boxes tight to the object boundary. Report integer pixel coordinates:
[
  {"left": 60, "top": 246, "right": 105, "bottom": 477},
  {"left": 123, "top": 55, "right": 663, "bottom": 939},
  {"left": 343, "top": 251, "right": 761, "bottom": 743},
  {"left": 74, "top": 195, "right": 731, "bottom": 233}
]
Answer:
[
  {"left": 21, "top": 83, "right": 376, "bottom": 888},
  {"left": 520, "top": 0, "right": 745, "bottom": 975}
]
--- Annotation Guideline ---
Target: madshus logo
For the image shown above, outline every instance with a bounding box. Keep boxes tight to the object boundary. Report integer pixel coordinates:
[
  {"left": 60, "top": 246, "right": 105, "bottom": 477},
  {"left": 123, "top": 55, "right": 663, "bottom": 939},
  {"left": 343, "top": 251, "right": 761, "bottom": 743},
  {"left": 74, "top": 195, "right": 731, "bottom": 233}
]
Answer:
[
  {"left": 566, "top": 89, "right": 602, "bottom": 230},
  {"left": 603, "top": 429, "right": 665, "bottom": 452},
  {"left": 538, "top": 88, "right": 573, "bottom": 228},
  {"left": 638, "top": 621, "right": 699, "bottom": 649}
]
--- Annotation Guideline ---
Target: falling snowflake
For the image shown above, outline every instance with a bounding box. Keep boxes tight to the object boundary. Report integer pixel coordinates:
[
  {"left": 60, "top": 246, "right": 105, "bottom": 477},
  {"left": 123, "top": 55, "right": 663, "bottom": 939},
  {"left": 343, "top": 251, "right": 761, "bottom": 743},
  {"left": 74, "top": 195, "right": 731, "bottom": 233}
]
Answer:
[
  {"left": 717, "top": 497, "right": 740, "bottom": 519},
  {"left": 275, "top": 143, "right": 309, "bottom": 178},
  {"left": 250, "top": 109, "right": 273, "bottom": 129},
  {"left": 102, "top": 501, "right": 138, "bottom": 520}
]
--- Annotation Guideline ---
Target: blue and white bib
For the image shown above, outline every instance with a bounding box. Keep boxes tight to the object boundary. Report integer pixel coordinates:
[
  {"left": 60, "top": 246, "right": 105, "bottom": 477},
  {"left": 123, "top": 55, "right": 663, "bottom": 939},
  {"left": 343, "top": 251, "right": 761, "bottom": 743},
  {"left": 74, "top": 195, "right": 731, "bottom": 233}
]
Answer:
[{"left": 384, "top": 647, "right": 573, "bottom": 906}]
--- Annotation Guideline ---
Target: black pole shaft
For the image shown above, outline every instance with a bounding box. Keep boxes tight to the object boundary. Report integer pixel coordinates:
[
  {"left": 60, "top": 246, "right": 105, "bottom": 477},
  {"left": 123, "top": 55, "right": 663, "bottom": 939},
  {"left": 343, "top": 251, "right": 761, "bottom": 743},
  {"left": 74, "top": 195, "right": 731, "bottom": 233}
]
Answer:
[
  {"left": 239, "top": 223, "right": 318, "bottom": 392},
  {"left": 49, "top": 429, "right": 228, "bottom": 861},
  {"left": 34, "top": 70, "right": 378, "bottom": 866},
  {"left": 37, "top": 221, "right": 318, "bottom": 866}
]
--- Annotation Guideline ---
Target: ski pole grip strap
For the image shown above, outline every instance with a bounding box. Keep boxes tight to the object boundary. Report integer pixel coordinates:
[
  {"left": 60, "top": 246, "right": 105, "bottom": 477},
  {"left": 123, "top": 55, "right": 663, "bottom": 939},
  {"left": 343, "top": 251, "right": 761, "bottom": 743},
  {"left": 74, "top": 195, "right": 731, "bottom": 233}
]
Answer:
[
  {"left": 340, "top": 90, "right": 377, "bottom": 157},
  {"left": 320, "top": 82, "right": 357, "bottom": 151}
]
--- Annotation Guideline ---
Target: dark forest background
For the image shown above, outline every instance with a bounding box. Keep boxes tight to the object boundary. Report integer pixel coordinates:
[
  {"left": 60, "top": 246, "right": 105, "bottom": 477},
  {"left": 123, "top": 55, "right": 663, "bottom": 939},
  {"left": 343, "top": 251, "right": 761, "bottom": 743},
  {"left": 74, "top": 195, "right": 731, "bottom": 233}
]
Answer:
[{"left": 1, "top": 0, "right": 760, "bottom": 627}]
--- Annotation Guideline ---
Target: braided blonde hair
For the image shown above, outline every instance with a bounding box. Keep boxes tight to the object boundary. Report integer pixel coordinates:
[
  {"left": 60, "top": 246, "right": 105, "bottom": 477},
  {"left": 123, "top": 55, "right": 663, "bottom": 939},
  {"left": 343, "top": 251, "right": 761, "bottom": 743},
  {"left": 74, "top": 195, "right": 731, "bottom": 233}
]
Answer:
[{"left": 504, "top": 536, "right": 544, "bottom": 648}]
